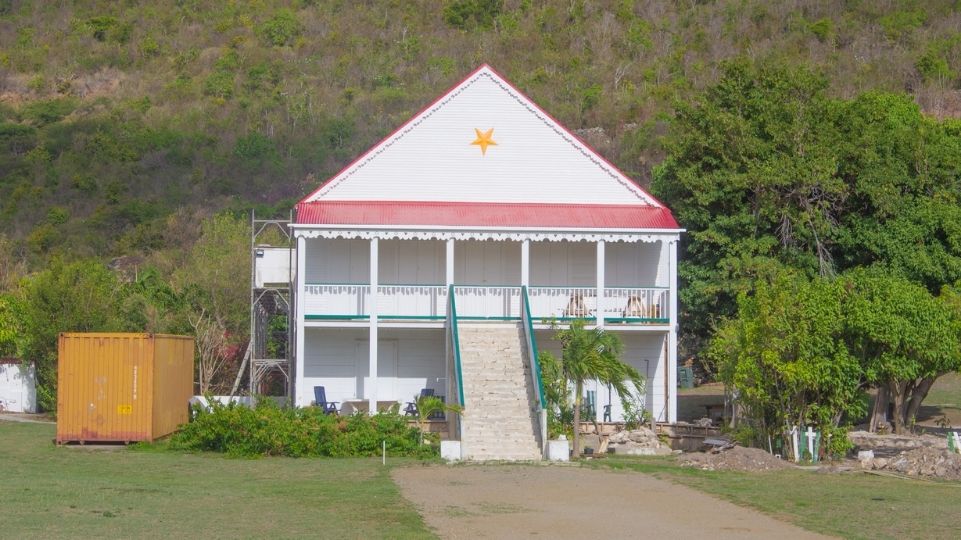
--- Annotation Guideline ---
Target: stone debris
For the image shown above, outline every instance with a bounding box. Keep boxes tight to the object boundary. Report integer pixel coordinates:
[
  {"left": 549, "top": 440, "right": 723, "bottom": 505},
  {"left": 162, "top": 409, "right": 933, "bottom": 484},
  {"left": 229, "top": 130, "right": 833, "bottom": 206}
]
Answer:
[
  {"left": 848, "top": 431, "right": 947, "bottom": 454},
  {"left": 859, "top": 446, "right": 961, "bottom": 480},
  {"left": 678, "top": 445, "right": 795, "bottom": 472},
  {"left": 607, "top": 427, "right": 671, "bottom": 456}
]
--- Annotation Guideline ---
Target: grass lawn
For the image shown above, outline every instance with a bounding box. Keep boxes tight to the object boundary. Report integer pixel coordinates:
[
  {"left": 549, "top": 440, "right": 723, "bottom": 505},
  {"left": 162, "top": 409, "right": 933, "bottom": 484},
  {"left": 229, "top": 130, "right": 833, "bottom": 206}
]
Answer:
[
  {"left": 592, "top": 456, "right": 961, "bottom": 540},
  {"left": 2, "top": 421, "right": 433, "bottom": 539}
]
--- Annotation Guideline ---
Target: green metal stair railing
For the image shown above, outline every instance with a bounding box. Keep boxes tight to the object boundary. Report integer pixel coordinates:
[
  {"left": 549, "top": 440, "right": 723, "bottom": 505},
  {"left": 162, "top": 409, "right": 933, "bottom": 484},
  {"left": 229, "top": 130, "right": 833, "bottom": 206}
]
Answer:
[
  {"left": 521, "top": 286, "right": 548, "bottom": 456},
  {"left": 447, "top": 284, "right": 465, "bottom": 408}
]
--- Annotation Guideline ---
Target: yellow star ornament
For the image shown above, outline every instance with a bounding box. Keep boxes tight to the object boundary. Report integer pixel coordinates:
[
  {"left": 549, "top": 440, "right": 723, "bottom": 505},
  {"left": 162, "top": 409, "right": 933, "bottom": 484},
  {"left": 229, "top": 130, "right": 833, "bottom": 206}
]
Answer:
[{"left": 470, "top": 128, "right": 497, "bottom": 155}]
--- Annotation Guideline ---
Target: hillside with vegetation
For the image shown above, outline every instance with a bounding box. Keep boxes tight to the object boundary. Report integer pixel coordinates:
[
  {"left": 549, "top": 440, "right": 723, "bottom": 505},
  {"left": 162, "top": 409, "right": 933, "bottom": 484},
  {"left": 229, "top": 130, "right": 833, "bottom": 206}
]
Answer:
[{"left": 1, "top": 1, "right": 960, "bottom": 422}]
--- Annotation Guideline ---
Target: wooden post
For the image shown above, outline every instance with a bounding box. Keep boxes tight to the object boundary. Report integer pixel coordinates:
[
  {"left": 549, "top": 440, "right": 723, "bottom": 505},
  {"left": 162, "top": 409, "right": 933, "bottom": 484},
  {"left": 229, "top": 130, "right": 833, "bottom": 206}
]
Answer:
[
  {"left": 667, "top": 238, "right": 678, "bottom": 423},
  {"left": 295, "top": 235, "right": 306, "bottom": 406}
]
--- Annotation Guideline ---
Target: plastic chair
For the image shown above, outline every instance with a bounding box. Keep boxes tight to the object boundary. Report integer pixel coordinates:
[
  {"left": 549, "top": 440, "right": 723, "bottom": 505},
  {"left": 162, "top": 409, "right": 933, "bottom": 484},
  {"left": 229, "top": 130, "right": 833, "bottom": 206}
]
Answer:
[{"left": 313, "top": 386, "right": 338, "bottom": 415}]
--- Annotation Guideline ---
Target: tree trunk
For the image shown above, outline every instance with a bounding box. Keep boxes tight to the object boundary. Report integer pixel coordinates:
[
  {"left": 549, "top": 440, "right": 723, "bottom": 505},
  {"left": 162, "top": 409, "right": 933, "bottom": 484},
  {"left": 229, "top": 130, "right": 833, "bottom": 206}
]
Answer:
[
  {"left": 904, "top": 375, "right": 939, "bottom": 429},
  {"left": 869, "top": 385, "right": 888, "bottom": 433},
  {"left": 889, "top": 381, "right": 909, "bottom": 435},
  {"left": 573, "top": 380, "right": 582, "bottom": 459}
]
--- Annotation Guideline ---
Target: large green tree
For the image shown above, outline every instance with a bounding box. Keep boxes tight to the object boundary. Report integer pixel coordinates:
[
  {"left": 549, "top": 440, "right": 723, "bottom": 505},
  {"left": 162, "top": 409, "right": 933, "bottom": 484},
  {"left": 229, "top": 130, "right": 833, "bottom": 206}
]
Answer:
[
  {"left": 18, "top": 258, "right": 126, "bottom": 411},
  {"left": 655, "top": 61, "right": 961, "bottom": 355},
  {"left": 709, "top": 271, "right": 863, "bottom": 454},
  {"left": 843, "top": 269, "right": 961, "bottom": 434},
  {"left": 653, "top": 61, "right": 844, "bottom": 349}
]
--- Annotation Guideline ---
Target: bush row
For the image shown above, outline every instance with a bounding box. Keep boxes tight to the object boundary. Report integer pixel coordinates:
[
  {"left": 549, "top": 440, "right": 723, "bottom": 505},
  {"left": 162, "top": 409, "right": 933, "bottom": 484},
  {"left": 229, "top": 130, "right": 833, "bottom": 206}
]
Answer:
[{"left": 169, "top": 399, "right": 437, "bottom": 459}]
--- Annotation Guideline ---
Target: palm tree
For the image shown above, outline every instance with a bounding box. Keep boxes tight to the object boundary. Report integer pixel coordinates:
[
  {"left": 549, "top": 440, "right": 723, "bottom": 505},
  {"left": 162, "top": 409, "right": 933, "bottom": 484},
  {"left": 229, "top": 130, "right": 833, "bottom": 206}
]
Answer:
[
  {"left": 545, "top": 319, "right": 644, "bottom": 458},
  {"left": 414, "top": 395, "right": 463, "bottom": 444}
]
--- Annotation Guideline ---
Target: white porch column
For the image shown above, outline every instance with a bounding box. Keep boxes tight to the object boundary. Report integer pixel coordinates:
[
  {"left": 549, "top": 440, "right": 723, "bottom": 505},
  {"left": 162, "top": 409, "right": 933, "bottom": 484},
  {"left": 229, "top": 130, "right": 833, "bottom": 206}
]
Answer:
[
  {"left": 595, "top": 240, "right": 605, "bottom": 328},
  {"left": 445, "top": 238, "right": 453, "bottom": 402},
  {"left": 521, "top": 239, "right": 530, "bottom": 287},
  {"left": 667, "top": 238, "right": 679, "bottom": 423},
  {"left": 369, "top": 237, "right": 379, "bottom": 414},
  {"left": 294, "top": 235, "right": 306, "bottom": 406},
  {"left": 445, "top": 239, "right": 455, "bottom": 286}
]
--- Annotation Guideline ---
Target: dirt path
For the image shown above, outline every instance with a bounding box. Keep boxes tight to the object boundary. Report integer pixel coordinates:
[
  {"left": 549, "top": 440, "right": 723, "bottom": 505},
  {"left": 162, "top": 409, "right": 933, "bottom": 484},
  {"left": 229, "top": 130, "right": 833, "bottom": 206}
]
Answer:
[{"left": 393, "top": 464, "right": 830, "bottom": 540}]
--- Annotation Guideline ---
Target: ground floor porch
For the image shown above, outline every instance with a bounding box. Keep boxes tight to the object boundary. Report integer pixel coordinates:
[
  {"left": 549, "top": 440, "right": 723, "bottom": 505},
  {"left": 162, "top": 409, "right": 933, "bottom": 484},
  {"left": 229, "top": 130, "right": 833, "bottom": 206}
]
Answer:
[{"left": 295, "top": 326, "right": 672, "bottom": 423}]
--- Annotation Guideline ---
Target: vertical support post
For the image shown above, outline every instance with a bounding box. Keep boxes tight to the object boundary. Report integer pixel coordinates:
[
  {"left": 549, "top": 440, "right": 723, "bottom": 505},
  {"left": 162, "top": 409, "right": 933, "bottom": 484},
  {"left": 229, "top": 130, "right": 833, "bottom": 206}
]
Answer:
[
  {"left": 445, "top": 238, "right": 455, "bottom": 286},
  {"left": 521, "top": 239, "right": 530, "bottom": 287},
  {"left": 294, "top": 235, "right": 306, "bottom": 406},
  {"left": 667, "top": 238, "right": 679, "bottom": 423},
  {"left": 369, "top": 237, "right": 379, "bottom": 415},
  {"left": 596, "top": 240, "right": 605, "bottom": 328},
  {"left": 445, "top": 238, "right": 454, "bottom": 410}
]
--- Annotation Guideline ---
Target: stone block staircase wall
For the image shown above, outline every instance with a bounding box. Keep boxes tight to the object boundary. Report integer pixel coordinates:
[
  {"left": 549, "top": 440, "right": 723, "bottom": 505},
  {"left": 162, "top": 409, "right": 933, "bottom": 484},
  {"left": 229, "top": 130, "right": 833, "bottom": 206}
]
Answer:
[{"left": 458, "top": 323, "right": 542, "bottom": 461}]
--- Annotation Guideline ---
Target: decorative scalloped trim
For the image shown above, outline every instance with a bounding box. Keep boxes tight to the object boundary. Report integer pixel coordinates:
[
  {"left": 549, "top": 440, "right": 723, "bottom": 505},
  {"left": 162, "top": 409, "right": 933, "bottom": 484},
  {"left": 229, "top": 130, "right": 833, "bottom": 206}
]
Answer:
[{"left": 294, "top": 228, "right": 675, "bottom": 244}]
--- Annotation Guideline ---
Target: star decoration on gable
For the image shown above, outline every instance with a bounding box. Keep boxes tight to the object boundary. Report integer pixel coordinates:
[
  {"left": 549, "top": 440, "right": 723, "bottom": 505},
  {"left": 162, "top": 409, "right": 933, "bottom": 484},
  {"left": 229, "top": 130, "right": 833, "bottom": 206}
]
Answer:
[{"left": 470, "top": 128, "right": 497, "bottom": 155}]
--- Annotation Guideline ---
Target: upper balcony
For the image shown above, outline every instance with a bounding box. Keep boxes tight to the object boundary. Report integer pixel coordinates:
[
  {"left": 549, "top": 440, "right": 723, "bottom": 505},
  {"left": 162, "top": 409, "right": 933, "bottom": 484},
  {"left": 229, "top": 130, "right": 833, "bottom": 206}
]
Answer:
[{"left": 300, "top": 237, "right": 674, "bottom": 328}]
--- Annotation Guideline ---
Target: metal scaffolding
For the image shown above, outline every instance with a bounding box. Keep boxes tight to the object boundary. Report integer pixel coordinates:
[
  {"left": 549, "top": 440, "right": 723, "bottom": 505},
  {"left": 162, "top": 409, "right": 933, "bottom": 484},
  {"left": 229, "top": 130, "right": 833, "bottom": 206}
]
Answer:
[{"left": 231, "top": 211, "right": 293, "bottom": 401}]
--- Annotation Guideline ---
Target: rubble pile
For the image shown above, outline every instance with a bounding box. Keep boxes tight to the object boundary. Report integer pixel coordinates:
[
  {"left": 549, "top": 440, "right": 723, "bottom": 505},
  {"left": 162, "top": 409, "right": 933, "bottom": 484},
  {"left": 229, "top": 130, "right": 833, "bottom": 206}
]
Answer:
[
  {"left": 859, "top": 447, "right": 961, "bottom": 480},
  {"left": 679, "top": 446, "right": 794, "bottom": 472},
  {"left": 848, "top": 431, "right": 946, "bottom": 455},
  {"left": 607, "top": 427, "right": 671, "bottom": 456}
]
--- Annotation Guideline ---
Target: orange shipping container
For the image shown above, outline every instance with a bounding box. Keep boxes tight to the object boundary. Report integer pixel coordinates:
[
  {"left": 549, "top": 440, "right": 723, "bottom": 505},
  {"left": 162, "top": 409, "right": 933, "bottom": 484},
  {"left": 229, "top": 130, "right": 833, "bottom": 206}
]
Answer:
[{"left": 56, "top": 333, "right": 194, "bottom": 444}]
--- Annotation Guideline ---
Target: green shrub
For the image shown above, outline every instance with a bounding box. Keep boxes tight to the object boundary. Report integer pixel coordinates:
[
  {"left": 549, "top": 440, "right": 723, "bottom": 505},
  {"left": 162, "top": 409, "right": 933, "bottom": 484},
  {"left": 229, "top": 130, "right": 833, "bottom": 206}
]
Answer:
[
  {"left": 258, "top": 10, "right": 302, "bottom": 47},
  {"left": 443, "top": 0, "right": 503, "bottom": 30},
  {"left": 85, "top": 16, "right": 132, "bottom": 44},
  {"left": 169, "top": 399, "right": 437, "bottom": 459},
  {"left": 21, "top": 98, "right": 77, "bottom": 126}
]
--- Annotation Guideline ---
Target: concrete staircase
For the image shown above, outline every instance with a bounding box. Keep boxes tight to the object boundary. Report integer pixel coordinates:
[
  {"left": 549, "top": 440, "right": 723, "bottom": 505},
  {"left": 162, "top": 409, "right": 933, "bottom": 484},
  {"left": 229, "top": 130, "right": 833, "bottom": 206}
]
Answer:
[{"left": 457, "top": 323, "right": 542, "bottom": 461}]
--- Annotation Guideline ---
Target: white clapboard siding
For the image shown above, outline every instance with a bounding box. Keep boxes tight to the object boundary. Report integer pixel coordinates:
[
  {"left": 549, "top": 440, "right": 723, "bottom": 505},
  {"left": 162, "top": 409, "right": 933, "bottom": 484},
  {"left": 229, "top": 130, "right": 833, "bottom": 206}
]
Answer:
[{"left": 307, "top": 67, "right": 658, "bottom": 207}]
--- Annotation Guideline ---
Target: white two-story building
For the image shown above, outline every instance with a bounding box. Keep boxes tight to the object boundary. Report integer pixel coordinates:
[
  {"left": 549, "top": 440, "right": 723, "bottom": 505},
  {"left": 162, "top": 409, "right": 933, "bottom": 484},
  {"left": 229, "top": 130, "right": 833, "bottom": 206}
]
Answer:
[{"left": 290, "top": 65, "right": 681, "bottom": 460}]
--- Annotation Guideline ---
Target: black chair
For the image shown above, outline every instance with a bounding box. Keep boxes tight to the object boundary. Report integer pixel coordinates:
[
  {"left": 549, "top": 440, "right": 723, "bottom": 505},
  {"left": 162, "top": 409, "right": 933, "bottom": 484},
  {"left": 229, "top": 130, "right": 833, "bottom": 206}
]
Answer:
[
  {"left": 313, "top": 386, "right": 338, "bottom": 415},
  {"left": 403, "top": 388, "right": 435, "bottom": 417},
  {"left": 603, "top": 404, "right": 612, "bottom": 423}
]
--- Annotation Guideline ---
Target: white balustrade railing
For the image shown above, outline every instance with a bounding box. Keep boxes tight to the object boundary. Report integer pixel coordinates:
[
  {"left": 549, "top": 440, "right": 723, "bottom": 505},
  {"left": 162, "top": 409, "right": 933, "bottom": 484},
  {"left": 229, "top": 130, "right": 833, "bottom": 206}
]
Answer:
[
  {"left": 452, "top": 286, "right": 521, "bottom": 319},
  {"left": 603, "top": 287, "right": 669, "bottom": 321},
  {"left": 304, "top": 284, "right": 370, "bottom": 317},
  {"left": 304, "top": 284, "right": 669, "bottom": 323},
  {"left": 377, "top": 285, "right": 447, "bottom": 318},
  {"left": 526, "top": 287, "right": 597, "bottom": 320}
]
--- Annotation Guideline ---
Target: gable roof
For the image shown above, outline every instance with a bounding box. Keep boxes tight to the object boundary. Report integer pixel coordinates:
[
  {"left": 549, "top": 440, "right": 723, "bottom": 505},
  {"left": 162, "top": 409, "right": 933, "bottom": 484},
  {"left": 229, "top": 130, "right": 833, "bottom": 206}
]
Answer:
[{"left": 297, "top": 64, "right": 678, "bottom": 230}]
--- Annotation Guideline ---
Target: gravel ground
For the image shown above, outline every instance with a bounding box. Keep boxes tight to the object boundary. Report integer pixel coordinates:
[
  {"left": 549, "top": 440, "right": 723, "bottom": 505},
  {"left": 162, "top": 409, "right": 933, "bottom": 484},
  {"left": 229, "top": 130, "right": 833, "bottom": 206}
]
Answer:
[{"left": 393, "top": 464, "right": 829, "bottom": 539}]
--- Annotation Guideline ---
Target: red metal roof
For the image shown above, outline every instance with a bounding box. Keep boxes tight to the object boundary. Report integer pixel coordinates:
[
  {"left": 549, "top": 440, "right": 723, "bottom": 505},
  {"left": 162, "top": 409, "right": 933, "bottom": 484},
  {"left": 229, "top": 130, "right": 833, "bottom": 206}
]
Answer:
[{"left": 295, "top": 201, "right": 680, "bottom": 229}]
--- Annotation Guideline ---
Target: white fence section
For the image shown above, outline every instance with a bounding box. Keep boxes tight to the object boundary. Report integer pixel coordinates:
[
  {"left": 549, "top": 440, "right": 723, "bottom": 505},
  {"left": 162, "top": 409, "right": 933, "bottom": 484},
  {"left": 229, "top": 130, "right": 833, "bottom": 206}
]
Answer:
[
  {"left": 452, "top": 286, "right": 521, "bottom": 318},
  {"left": 377, "top": 285, "right": 447, "bottom": 318},
  {"left": 527, "top": 287, "right": 597, "bottom": 319},
  {"left": 304, "top": 284, "right": 370, "bottom": 317},
  {"left": 603, "top": 287, "right": 669, "bottom": 320}
]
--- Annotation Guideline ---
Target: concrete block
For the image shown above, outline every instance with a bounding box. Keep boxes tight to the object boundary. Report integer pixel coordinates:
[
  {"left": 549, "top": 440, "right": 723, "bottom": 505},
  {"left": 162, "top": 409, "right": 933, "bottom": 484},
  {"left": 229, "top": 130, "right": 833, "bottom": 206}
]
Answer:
[
  {"left": 441, "top": 440, "right": 462, "bottom": 462},
  {"left": 548, "top": 439, "right": 570, "bottom": 462}
]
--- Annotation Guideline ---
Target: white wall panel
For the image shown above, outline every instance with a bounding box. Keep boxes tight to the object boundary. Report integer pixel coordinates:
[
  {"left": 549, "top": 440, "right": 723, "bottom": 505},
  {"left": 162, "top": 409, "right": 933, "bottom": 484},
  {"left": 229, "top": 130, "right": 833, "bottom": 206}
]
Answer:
[
  {"left": 305, "top": 238, "right": 369, "bottom": 283},
  {"left": 606, "top": 241, "right": 662, "bottom": 287},
  {"left": 530, "top": 241, "right": 595, "bottom": 286},
  {"left": 455, "top": 240, "right": 521, "bottom": 285},
  {"left": 379, "top": 239, "right": 445, "bottom": 285}
]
